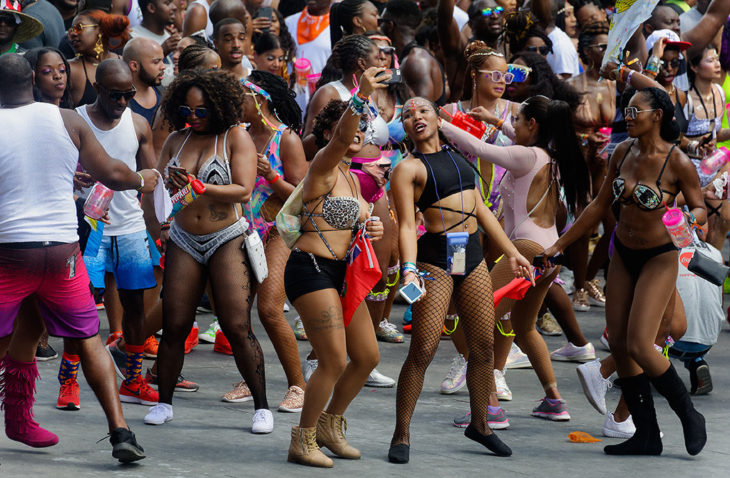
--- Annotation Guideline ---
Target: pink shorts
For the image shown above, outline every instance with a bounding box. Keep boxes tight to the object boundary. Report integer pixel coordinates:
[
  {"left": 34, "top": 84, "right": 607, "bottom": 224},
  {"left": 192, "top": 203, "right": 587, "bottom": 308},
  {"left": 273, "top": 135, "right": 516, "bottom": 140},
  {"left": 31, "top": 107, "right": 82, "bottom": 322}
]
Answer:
[{"left": 0, "top": 242, "right": 100, "bottom": 338}]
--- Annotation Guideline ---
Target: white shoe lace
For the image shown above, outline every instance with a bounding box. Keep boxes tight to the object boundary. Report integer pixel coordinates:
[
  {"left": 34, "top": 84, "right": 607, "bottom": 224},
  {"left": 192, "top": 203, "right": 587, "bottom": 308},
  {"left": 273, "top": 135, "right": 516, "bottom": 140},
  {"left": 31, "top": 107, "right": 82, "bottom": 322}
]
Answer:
[
  {"left": 379, "top": 319, "right": 398, "bottom": 333},
  {"left": 445, "top": 355, "right": 465, "bottom": 381}
]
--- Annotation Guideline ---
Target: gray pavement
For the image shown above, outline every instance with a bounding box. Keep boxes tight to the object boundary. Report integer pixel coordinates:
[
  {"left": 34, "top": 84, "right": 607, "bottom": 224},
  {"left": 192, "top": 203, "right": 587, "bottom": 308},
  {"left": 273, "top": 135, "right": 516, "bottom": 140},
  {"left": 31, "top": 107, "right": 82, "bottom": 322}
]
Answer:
[{"left": 2, "top": 296, "right": 730, "bottom": 477}]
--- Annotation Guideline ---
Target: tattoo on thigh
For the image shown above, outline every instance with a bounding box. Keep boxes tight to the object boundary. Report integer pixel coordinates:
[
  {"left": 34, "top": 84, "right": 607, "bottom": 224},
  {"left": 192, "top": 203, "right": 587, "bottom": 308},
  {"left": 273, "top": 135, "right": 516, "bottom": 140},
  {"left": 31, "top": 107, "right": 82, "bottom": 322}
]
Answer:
[
  {"left": 307, "top": 306, "right": 344, "bottom": 332},
  {"left": 209, "top": 204, "right": 229, "bottom": 222}
]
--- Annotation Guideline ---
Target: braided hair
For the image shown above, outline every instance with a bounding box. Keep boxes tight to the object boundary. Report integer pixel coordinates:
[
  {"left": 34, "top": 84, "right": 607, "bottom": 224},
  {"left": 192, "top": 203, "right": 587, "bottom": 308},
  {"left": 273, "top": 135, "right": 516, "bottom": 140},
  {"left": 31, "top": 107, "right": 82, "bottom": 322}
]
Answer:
[
  {"left": 505, "top": 9, "right": 553, "bottom": 55},
  {"left": 330, "top": 0, "right": 372, "bottom": 46},
  {"left": 178, "top": 44, "right": 219, "bottom": 71},
  {"left": 314, "top": 35, "right": 376, "bottom": 91},
  {"left": 246, "top": 70, "right": 303, "bottom": 133},
  {"left": 577, "top": 21, "right": 609, "bottom": 66},
  {"left": 162, "top": 68, "right": 244, "bottom": 133}
]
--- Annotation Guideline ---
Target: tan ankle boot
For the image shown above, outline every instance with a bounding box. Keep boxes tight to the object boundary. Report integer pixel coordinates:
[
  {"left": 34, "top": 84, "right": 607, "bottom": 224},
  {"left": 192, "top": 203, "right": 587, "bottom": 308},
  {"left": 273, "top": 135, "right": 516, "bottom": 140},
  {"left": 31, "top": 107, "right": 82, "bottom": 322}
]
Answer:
[
  {"left": 316, "top": 412, "right": 361, "bottom": 459},
  {"left": 288, "top": 426, "right": 333, "bottom": 468}
]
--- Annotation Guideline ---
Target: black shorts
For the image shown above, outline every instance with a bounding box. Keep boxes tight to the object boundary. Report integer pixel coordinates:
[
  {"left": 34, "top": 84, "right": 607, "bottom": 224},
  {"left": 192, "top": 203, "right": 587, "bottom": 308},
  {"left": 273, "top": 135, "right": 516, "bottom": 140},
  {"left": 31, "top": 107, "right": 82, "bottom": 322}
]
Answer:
[
  {"left": 284, "top": 250, "right": 347, "bottom": 304},
  {"left": 417, "top": 231, "right": 483, "bottom": 284}
]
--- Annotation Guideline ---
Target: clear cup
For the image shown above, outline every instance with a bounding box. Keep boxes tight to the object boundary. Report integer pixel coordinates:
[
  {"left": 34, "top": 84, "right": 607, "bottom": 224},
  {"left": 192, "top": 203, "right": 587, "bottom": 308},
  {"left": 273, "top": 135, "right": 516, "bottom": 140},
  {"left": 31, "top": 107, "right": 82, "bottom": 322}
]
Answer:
[
  {"left": 294, "top": 58, "right": 311, "bottom": 88},
  {"left": 83, "top": 182, "right": 114, "bottom": 220}
]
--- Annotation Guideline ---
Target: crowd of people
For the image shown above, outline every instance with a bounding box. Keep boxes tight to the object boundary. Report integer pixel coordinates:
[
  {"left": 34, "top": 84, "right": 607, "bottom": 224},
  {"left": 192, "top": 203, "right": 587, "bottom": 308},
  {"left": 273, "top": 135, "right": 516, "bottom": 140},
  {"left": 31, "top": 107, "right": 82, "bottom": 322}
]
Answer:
[{"left": 1, "top": 0, "right": 729, "bottom": 468}]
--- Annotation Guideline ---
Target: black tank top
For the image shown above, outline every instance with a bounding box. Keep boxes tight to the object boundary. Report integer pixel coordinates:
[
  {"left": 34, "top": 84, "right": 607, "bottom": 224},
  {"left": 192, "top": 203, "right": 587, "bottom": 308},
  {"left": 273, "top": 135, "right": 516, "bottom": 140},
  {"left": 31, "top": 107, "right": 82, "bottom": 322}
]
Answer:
[
  {"left": 416, "top": 147, "right": 476, "bottom": 212},
  {"left": 130, "top": 88, "right": 161, "bottom": 126}
]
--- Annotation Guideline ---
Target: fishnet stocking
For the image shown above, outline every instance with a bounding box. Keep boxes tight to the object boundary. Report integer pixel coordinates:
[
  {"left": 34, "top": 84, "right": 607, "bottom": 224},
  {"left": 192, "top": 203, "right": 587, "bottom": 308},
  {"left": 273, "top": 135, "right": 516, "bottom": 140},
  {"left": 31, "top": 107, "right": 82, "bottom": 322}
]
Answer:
[{"left": 392, "top": 260, "right": 497, "bottom": 444}]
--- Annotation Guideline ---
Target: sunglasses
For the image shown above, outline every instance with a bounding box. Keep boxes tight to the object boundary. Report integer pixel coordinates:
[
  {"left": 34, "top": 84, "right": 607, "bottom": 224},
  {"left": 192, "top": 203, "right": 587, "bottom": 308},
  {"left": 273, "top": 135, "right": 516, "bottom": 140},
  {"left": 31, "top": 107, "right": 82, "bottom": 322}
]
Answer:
[
  {"left": 524, "top": 45, "right": 550, "bottom": 56},
  {"left": 590, "top": 43, "right": 607, "bottom": 52},
  {"left": 623, "top": 107, "right": 657, "bottom": 120},
  {"left": 68, "top": 23, "right": 97, "bottom": 34},
  {"left": 662, "top": 59, "right": 680, "bottom": 70},
  {"left": 476, "top": 6, "right": 503, "bottom": 17},
  {"left": 103, "top": 86, "right": 136, "bottom": 102},
  {"left": 478, "top": 69, "right": 514, "bottom": 84},
  {"left": 179, "top": 105, "right": 208, "bottom": 118},
  {"left": 507, "top": 64, "right": 531, "bottom": 83},
  {"left": 378, "top": 46, "right": 395, "bottom": 55}
]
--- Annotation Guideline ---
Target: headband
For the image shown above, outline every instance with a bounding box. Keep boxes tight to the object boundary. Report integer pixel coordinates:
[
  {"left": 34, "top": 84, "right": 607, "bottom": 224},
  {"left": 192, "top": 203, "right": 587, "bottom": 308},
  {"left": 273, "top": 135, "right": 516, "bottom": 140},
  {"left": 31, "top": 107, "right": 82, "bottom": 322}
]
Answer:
[{"left": 242, "top": 80, "right": 272, "bottom": 102}]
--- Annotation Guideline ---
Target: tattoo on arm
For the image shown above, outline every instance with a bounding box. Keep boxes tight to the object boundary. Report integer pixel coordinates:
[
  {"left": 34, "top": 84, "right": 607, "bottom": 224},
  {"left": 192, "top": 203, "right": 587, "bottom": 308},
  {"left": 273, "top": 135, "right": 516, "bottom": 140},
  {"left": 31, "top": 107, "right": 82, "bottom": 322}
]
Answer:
[{"left": 209, "top": 204, "right": 229, "bottom": 222}]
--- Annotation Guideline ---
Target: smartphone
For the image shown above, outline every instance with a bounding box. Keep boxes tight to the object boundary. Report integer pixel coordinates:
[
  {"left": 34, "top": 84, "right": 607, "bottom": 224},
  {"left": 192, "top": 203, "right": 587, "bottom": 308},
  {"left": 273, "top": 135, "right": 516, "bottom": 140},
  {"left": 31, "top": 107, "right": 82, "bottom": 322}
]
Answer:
[
  {"left": 255, "top": 7, "right": 273, "bottom": 32},
  {"left": 399, "top": 281, "right": 424, "bottom": 304},
  {"left": 699, "top": 134, "right": 713, "bottom": 146},
  {"left": 532, "top": 254, "right": 564, "bottom": 267},
  {"left": 375, "top": 68, "right": 402, "bottom": 85}
]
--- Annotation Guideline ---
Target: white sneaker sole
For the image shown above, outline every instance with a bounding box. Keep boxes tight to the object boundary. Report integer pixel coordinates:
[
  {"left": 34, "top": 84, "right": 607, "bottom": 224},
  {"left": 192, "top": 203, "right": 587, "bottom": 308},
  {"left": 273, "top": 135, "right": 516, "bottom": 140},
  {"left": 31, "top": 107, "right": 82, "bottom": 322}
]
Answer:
[
  {"left": 489, "top": 420, "right": 510, "bottom": 430},
  {"left": 602, "top": 426, "right": 633, "bottom": 438},
  {"left": 551, "top": 352, "right": 596, "bottom": 363},
  {"left": 531, "top": 411, "right": 571, "bottom": 421},
  {"left": 222, "top": 395, "right": 253, "bottom": 403},
  {"left": 505, "top": 359, "right": 532, "bottom": 370},
  {"left": 496, "top": 391, "right": 512, "bottom": 401},
  {"left": 440, "top": 380, "right": 466, "bottom": 394},
  {"left": 576, "top": 367, "right": 607, "bottom": 415},
  {"left": 278, "top": 405, "right": 303, "bottom": 413},
  {"left": 144, "top": 415, "right": 173, "bottom": 425},
  {"left": 252, "top": 425, "right": 274, "bottom": 434},
  {"left": 365, "top": 380, "right": 395, "bottom": 388},
  {"left": 537, "top": 327, "right": 563, "bottom": 336}
]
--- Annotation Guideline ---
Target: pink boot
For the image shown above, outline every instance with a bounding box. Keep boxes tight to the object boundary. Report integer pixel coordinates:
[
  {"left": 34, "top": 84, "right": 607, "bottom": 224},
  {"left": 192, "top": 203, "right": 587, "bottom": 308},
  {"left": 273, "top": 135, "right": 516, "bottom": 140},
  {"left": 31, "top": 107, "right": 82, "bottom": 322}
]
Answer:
[{"left": 0, "top": 354, "right": 59, "bottom": 447}]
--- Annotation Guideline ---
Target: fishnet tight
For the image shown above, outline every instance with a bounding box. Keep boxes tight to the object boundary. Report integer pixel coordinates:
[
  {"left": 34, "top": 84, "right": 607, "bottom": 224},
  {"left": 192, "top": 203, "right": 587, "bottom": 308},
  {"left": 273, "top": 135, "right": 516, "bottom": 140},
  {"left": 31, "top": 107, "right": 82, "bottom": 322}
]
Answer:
[{"left": 392, "top": 260, "right": 496, "bottom": 444}]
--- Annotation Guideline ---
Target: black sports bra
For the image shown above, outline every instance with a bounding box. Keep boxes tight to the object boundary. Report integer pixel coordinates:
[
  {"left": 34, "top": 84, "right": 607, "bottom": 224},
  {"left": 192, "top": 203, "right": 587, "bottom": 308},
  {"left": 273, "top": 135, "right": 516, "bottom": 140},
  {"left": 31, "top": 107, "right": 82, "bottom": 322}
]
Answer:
[{"left": 612, "top": 140, "right": 677, "bottom": 211}]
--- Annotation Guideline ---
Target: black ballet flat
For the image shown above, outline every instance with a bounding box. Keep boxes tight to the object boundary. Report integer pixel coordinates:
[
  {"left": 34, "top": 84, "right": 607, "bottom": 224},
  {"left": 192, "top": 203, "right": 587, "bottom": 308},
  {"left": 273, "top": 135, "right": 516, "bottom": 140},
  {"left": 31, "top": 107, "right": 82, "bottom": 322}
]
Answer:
[
  {"left": 388, "top": 443, "right": 410, "bottom": 463},
  {"left": 464, "top": 424, "right": 512, "bottom": 457}
]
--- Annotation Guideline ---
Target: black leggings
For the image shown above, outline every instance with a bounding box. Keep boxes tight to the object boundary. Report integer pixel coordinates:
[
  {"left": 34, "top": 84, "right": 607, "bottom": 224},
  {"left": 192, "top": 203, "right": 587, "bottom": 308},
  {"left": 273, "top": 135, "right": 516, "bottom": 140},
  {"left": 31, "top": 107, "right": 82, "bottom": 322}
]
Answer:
[{"left": 613, "top": 237, "right": 677, "bottom": 281}]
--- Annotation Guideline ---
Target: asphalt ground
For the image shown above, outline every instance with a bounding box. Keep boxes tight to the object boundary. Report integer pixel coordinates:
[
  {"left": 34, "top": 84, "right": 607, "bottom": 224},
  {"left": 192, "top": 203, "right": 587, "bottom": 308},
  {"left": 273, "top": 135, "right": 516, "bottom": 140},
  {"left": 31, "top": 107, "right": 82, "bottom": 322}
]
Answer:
[{"left": 1, "top": 288, "right": 729, "bottom": 477}]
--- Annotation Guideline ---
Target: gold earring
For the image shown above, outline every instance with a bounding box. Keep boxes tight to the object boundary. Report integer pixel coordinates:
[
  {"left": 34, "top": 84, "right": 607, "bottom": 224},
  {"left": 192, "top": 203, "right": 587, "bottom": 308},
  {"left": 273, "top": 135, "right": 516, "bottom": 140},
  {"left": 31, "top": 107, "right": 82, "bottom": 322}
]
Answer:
[{"left": 93, "top": 34, "right": 104, "bottom": 61}]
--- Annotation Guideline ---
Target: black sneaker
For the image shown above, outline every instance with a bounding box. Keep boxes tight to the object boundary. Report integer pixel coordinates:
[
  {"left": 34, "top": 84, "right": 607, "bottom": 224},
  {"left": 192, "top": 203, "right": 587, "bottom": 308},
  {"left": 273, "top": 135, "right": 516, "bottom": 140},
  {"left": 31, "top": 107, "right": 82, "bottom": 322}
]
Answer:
[
  {"left": 105, "top": 338, "right": 127, "bottom": 380},
  {"left": 110, "top": 427, "right": 145, "bottom": 463},
  {"left": 688, "top": 359, "right": 713, "bottom": 395},
  {"left": 36, "top": 343, "right": 58, "bottom": 361}
]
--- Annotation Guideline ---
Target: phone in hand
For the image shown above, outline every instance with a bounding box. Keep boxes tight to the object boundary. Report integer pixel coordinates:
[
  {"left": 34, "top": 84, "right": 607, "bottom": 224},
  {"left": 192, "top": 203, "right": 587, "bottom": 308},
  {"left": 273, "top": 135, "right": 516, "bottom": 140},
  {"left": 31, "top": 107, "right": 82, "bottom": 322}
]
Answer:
[
  {"left": 375, "top": 68, "right": 402, "bottom": 85},
  {"left": 699, "top": 134, "right": 713, "bottom": 147},
  {"left": 399, "top": 281, "right": 424, "bottom": 304},
  {"left": 168, "top": 166, "right": 188, "bottom": 177},
  {"left": 255, "top": 7, "right": 273, "bottom": 32},
  {"left": 532, "top": 254, "right": 564, "bottom": 268}
]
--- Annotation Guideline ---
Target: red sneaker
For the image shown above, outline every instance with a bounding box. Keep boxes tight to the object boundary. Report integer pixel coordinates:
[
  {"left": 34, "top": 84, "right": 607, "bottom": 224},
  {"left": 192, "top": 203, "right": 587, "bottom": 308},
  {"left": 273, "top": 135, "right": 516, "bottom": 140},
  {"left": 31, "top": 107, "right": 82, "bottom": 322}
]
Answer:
[
  {"left": 120, "top": 376, "right": 159, "bottom": 405},
  {"left": 213, "top": 330, "right": 233, "bottom": 355},
  {"left": 106, "top": 331, "right": 123, "bottom": 346},
  {"left": 144, "top": 336, "right": 159, "bottom": 359},
  {"left": 184, "top": 323, "right": 199, "bottom": 354},
  {"left": 56, "top": 378, "right": 80, "bottom": 410}
]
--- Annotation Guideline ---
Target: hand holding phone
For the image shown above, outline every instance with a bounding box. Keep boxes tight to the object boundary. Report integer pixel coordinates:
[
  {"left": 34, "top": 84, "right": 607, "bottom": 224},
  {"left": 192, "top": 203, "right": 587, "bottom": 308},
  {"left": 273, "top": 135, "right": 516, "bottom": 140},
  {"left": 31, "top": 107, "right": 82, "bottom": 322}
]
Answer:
[
  {"left": 399, "top": 281, "right": 424, "bottom": 304},
  {"left": 375, "top": 68, "right": 402, "bottom": 85}
]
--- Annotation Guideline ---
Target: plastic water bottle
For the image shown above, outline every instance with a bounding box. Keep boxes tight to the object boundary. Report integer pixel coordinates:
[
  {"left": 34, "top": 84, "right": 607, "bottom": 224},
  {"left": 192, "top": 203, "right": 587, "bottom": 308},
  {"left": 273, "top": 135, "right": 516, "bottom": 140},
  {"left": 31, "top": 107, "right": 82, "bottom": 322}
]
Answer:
[
  {"left": 662, "top": 207, "right": 693, "bottom": 248},
  {"left": 294, "top": 58, "right": 311, "bottom": 89},
  {"left": 700, "top": 146, "right": 730, "bottom": 175},
  {"left": 83, "top": 182, "right": 114, "bottom": 220}
]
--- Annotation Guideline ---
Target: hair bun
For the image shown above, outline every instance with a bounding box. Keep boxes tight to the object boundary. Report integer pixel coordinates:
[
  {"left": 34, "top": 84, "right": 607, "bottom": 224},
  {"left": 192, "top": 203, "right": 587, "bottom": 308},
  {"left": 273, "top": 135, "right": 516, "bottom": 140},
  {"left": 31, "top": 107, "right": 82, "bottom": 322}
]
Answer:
[{"left": 465, "top": 40, "right": 488, "bottom": 58}]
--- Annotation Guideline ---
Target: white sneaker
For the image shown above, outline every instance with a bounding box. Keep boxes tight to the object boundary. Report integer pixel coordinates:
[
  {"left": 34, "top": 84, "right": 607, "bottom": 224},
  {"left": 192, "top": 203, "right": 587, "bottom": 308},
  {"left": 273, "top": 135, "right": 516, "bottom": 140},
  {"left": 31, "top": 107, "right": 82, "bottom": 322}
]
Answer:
[
  {"left": 198, "top": 319, "right": 220, "bottom": 343},
  {"left": 602, "top": 412, "right": 635, "bottom": 438},
  {"left": 365, "top": 368, "right": 395, "bottom": 388},
  {"left": 576, "top": 358, "right": 611, "bottom": 415},
  {"left": 302, "top": 358, "right": 318, "bottom": 383},
  {"left": 505, "top": 343, "right": 532, "bottom": 369},
  {"left": 600, "top": 328, "right": 610, "bottom": 351},
  {"left": 283, "top": 302, "right": 290, "bottom": 313},
  {"left": 440, "top": 354, "right": 467, "bottom": 394},
  {"left": 144, "top": 403, "right": 173, "bottom": 425},
  {"left": 550, "top": 342, "right": 596, "bottom": 362},
  {"left": 251, "top": 409, "right": 274, "bottom": 434},
  {"left": 494, "top": 369, "right": 512, "bottom": 401}
]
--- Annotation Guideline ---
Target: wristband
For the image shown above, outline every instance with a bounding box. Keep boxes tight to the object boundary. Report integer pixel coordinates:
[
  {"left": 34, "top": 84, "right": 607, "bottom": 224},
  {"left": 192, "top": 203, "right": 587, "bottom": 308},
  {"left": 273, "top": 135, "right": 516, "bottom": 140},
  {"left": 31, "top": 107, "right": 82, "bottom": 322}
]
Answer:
[
  {"left": 349, "top": 95, "right": 366, "bottom": 116},
  {"left": 136, "top": 172, "right": 144, "bottom": 191},
  {"left": 267, "top": 173, "right": 281, "bottom": 184},
  {"left": 626, "top": 69, "right": 635, "bottom": 85},
  {"left": 356, "top": 90, "right": 369, "bottom": 102}
]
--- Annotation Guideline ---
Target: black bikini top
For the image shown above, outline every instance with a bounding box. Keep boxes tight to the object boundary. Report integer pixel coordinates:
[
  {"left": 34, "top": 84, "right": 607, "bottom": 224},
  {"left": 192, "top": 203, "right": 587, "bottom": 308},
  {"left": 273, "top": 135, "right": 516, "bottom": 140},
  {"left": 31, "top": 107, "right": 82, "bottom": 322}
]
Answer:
[
  {"left": 416, "top": 147, "right": 477, "bottom": 233},
  {"left": 612, "top": 140, "right": 677, "bottom": 211}
]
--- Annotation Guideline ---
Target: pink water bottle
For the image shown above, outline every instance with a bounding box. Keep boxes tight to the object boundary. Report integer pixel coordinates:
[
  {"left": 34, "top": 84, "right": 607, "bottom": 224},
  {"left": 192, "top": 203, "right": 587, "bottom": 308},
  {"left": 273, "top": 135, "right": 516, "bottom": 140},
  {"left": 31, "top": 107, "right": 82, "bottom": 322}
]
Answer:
[
  {"left": 700, "top": 146, "right": 730, "bottom": 175},
  {"left": 83, "top": 182, "right": 114, "bottom": 220},
  {"left": 294, "top": 58, "right": 311, "bottom": 88},
  {"left": 662, "top": 207, "right": 693, "bottom": 248}
]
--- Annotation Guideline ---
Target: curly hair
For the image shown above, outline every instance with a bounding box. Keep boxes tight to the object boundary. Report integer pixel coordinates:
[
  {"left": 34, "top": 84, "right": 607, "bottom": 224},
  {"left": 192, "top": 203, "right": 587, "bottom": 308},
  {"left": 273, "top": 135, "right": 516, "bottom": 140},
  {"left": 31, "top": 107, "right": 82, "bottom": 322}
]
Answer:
[
  {"left": 78, "top": 10, "right": 130, "bottom": 51},
  {"left": 505, "top": 10, "right": 553, "bottom": 55},
  {"left": 24, "top": 47, "right": 73, "bottom": 109},
  {"left": 509, "top": 52, "right": 582, "bottom": 109},
  {"left": 314, "top": 35, "right": 375, "bottom": 91},
  {"left": 246, "top": 70, "right": 303, "bottom": 133},
  {"left": 577, "top": 21, "right": 609, "bottom": 65},
  {"left": 178, "top": 44, "right": 218, "bottom": 71},
  {"left": 312, "top": 100, "right": 348, "bottom": 149},
  {"left": 162, "top": 68, "right": 244, "bottom": 134}
]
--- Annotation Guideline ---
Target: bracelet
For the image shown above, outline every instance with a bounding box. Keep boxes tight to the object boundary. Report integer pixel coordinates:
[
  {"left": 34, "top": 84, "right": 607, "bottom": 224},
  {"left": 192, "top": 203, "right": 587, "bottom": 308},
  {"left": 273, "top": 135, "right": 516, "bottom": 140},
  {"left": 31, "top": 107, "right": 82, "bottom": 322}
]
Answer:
[
  {"left": 645, "top": 55, "right": 662, "bottom": 75},
  {"left": 349, "top": 96, "right": 366, "bottom": 116},
  {"left": 402, "top": 262, "right": 418, "bottom": 274},
  {"left": 136, "top": 172, "right": 144, "bottom": 191},
  {"left": 356, "top": 90, "right": 368, "bottom": 102},
  {"left": 626, "top": 69, "right": 635, "bottom": 85},
  {"left": 267, "top": 173, "right": 281, "bottom": 184}
]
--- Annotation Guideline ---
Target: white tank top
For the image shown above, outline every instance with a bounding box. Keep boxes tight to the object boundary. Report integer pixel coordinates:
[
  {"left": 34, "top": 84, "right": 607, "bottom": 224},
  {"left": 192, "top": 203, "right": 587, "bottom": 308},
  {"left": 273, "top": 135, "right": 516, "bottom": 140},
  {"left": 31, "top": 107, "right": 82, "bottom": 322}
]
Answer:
[
  {"left": 0, "top": 103, "right": 79, "bottom": 243},
  {"left": 76, "top": 106, "right": 146, "bottom": 236},
  {"left": 327, "top": 80, "right": 390, "bottom": 147}
]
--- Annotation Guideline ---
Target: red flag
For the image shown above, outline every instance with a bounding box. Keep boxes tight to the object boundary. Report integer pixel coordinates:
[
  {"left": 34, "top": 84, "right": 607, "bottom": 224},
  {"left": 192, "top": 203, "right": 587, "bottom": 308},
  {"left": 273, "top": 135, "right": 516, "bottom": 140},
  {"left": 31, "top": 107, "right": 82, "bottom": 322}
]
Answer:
[
  {"left": 492, "top": 269, "right": 542, "bottom": 309},
  {"left": 341, "top": 229, "right": 381, "bottom": 326}
]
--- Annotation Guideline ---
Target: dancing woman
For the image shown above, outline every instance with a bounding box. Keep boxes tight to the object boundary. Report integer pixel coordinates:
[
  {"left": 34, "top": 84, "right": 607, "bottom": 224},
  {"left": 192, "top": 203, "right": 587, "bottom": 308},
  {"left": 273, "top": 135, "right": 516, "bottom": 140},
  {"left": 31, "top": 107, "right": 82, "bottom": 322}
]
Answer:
[
  {"left": 284, "top": 67, "right": 386, "bottom": 468},
  {"left": 543, "top": 87, "right": 707, "bottom": 456},
  {"left": 388, "top": 97, "right": 533, "bottom": 464},
  {"left": 143, "top": 69, "right": 272, "bottom": 434}
]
